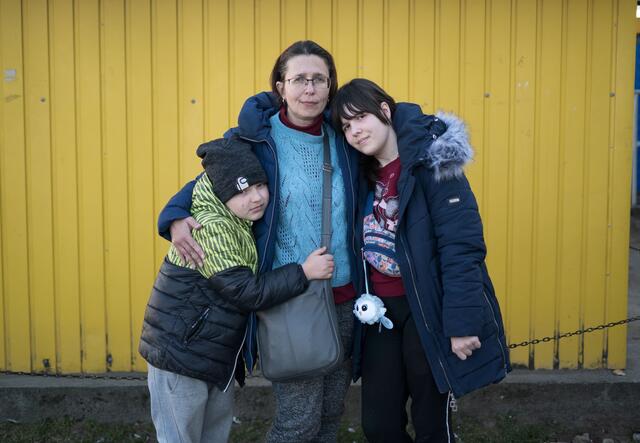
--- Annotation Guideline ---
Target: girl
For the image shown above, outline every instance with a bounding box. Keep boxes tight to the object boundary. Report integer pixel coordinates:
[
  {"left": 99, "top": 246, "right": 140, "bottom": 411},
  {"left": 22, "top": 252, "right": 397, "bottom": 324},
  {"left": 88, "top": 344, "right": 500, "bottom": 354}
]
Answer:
[{"left": 332, "top": 79, "right": 510, "bottom": 442}]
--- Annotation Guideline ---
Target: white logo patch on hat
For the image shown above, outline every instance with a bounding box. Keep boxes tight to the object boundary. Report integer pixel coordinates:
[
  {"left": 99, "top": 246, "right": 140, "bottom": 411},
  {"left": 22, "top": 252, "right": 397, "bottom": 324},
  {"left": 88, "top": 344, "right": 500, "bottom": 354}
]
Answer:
[{"left": 236, "top": 177, "right": 249, "bottom": 191}]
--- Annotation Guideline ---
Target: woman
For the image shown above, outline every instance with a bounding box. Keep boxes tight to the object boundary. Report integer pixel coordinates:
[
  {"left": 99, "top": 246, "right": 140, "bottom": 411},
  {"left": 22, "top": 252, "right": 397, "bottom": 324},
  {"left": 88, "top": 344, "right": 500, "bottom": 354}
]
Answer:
[
  {"left": 157, "top": 41, "right": 360, "bottom": 442},
  {"left": 331, "top": 79, "right": 510, "bottom": 442}
]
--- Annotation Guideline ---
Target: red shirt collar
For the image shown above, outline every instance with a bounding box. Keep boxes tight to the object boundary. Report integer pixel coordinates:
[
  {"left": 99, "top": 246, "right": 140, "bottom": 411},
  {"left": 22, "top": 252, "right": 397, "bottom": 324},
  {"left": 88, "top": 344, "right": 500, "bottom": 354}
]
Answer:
[{"left": 278, "top": 105, "right": 323, "bottom": 135}]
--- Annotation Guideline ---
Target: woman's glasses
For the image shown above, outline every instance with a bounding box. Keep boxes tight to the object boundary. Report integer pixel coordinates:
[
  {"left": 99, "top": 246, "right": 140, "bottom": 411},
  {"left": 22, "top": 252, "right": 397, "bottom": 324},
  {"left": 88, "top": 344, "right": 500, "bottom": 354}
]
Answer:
[{"left": 285, "top": 75, "right": 331, "bottom": 90}]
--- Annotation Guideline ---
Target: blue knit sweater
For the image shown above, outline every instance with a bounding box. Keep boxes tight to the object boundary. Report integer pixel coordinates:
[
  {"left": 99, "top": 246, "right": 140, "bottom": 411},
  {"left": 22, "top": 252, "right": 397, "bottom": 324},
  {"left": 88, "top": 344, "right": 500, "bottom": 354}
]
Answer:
[{"left": 269, "top": 114, "right": 351, "bottom": 287}]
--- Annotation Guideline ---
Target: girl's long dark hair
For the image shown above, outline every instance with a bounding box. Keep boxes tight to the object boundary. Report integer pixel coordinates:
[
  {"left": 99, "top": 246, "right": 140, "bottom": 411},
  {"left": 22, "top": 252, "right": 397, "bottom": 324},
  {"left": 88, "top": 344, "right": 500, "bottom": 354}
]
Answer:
[{"left": 331, "top": 78, "right": 397, "bottom": 187}]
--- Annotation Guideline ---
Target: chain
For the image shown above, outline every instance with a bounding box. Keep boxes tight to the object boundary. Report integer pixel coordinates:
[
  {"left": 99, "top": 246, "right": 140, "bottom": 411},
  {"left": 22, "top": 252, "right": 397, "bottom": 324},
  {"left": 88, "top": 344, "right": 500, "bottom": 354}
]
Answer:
[
  {"left": 1, "top": 316, "right": 639, "bottom": 379},
  {"left": 0, "top": 370, "right": 147, "bottom": 381},
  {"left": 508, "top": 315, "right": 640, "bottom": 349}
]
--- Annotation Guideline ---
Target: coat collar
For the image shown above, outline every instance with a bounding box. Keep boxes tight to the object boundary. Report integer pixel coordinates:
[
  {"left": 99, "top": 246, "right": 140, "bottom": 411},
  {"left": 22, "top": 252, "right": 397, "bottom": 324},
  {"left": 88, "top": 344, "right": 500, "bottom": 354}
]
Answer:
[
  {"left": 236, "top": 92, "right": 281, "bottom": 140},
  {"left": 233, "top": 92, "right": 334, "bottom": 141}
]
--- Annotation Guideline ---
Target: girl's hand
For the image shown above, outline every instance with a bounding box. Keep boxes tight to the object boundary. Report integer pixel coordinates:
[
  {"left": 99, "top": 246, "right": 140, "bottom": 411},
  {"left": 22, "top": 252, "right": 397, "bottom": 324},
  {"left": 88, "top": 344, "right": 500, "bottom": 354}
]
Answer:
[
  {"left": 170, "top": 217, "right": 205, "bottom": 267},
  {"left": 450, "top": 336, "right": 481, "bottom": 360},
  {"left": 302, "top": 247, "right": 335, "bottom": 280}
]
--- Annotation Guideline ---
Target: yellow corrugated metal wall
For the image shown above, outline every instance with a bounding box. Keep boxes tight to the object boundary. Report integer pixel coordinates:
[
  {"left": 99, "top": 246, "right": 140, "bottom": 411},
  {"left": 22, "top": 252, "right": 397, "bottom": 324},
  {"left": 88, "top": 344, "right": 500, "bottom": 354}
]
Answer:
[{"left": 0, "top": 0, "right": 634, "bottom": 373}]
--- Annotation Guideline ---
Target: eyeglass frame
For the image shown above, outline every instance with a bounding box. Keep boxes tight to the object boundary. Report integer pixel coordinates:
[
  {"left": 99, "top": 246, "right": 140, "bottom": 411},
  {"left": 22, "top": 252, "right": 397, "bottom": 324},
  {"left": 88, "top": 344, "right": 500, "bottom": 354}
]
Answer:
[{"left": 284, "top": 75, "right": 331, "bottom": 90}]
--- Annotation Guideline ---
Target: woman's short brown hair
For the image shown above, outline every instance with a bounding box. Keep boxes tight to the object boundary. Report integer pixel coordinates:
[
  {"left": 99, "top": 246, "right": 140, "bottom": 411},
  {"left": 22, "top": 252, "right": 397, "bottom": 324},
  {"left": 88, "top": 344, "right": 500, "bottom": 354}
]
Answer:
[{"left": 270, "top": 40, "right": 338, "bottom": 103}]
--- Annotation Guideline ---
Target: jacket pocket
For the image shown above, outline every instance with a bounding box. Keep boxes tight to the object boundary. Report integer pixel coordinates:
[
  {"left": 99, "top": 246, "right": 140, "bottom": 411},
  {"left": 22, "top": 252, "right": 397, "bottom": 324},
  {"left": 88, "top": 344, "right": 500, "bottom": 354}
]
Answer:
[{"left": 183, "top": 307, "right": 211, "bottom": 344}]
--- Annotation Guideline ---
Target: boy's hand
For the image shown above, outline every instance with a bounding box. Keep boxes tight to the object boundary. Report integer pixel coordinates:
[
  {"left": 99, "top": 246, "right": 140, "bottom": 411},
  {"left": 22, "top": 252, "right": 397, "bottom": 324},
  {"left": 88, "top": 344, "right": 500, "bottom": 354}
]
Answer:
[
  {"left": 302, "top": 247, "right": 335, "bottom": 280},
  {"left": 170, "top": 217, "right": 205, "bottom": 267},
  {"left": 450, "top": 336, "right": 481, "bottom": 360}
]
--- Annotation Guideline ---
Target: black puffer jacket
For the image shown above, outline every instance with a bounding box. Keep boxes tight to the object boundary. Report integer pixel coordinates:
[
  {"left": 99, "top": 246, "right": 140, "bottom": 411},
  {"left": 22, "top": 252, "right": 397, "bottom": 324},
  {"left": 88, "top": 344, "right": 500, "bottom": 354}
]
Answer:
[{"left": 139, "top": 258, "right": 308, "bottom": 392}]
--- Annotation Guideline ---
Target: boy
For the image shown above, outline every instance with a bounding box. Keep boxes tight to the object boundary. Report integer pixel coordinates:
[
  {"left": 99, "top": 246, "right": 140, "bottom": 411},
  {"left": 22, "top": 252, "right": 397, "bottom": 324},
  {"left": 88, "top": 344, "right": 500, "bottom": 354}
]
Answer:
[{"left": 139, "top": 138, "right": 334, "bottom": 443}]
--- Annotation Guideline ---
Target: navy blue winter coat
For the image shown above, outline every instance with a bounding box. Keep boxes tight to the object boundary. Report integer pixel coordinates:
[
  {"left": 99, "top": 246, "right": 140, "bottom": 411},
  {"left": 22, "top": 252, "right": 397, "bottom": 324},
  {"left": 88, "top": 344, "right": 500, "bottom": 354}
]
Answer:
[
  {"left": 157, "top": 92, "right": 361, "bottom": 370},
  {"left": 352, "top": 103, "right": 511, "bottom": 398}
]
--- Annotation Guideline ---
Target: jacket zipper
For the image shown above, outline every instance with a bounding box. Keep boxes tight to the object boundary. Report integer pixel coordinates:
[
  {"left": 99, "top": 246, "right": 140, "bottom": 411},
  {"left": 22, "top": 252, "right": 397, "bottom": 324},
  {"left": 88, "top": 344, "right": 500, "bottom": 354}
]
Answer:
[
  {"left": 224, "top": 323, "right": 248, "bottom": 392},
  {"left": 183, "top": 307, "right": 210, "bottom": 344},
  {"left": 340, "top": 139, "right": 358, "bottom": 273},
  {"left": 240, "top": 136, "right": 278, "bottom": 275},
  {"left": 483, "top": 290, "right": 508, "bottom": 373},
  {"left": 399, "top": 234, "right": 454, "bottom": 394},
  {"left": 238, "top": 135, "right": 278, "bottom": 374}
]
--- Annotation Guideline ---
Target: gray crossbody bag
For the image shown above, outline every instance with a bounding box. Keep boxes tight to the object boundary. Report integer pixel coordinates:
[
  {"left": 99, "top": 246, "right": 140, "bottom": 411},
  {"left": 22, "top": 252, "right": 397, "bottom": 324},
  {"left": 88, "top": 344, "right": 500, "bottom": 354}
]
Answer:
[{"left": 256, "top": 130, "right": 344, "bottom": 382}]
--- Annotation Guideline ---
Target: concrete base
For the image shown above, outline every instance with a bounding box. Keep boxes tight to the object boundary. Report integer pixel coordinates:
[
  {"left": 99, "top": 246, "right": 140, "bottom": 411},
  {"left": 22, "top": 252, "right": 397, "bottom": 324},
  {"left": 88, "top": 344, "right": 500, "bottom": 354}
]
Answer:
[{"left": 1, "top": 371, "right": 640, "bottom": 437}]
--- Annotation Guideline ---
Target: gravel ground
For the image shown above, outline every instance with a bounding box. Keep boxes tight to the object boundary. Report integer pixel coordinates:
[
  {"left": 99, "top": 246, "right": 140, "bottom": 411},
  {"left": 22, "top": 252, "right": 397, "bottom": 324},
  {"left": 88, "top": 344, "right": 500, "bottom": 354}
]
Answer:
[{"left": 0, "top": 415, "right": 638, "bottom": 443}]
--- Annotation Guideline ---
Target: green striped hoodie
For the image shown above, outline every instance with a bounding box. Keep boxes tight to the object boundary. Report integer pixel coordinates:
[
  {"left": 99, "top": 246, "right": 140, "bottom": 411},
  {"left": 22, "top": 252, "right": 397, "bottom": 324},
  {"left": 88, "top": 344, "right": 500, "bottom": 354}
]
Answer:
[{"left": 167, "top": 174, "right": 257, "bottom": 277}]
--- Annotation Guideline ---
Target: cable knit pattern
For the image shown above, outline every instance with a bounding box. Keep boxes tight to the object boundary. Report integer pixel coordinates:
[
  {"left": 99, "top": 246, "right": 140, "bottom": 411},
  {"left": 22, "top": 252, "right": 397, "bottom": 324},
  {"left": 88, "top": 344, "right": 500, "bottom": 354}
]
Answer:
[{"left": 269, "top": 114, "right": 351, "bottom": 287}]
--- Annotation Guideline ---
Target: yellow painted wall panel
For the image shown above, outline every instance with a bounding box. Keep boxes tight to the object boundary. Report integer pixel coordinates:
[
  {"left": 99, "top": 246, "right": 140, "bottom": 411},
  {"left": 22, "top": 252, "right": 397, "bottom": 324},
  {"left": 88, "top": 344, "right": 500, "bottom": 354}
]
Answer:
[
  {"left": 49, "top": 0, "right": 81, "bottom": 373},
  {"left": 0, "top": 206, "right": 4, "bottom": 369},
  {"left": 308, "top": 0, "right": 333, "bottom": 50},
  {"left": 0, "top": 0, "right": 635, "bottom": 373},
  {"left": 179, "top": 0, "right": 205, "bottom": 181},
  {"left": 282, "top": 0, "right": 307, "bottom": 45},
  {"left": 1, "top": 0, "right": 32, "bottom": 371},
  {"left": 386, "top": 0, "right": 410, "bottom": 101},
  {"left": 333, "top": 0, "right": 359, "bottom": 83},
  {"left": 483, "top": 0, "right": 511, "bottom": 335},
  {"left": 75, "top": 0, "right": 107, "bottom": 372},
  {"left": 606, "top": 0, "right": 634, "bottom": 368},
  {"left": 101, "top": 0, "right": 131, "bottom": 372},
  {"left": 436, "top": 0, "right": 461, "bottom": 111},
  {"left": 531, "top": 0, "right": 563, "bottom": 369},
  {"left": 557, "top": 0, "right": 589, "bottom": 368},
  {"left": 410, "top": 0, "right": 436, "bottom": 112},
  {"left": 127, "top": 0, "right": 156, "bottom": 372},
  {"left": 23, "top": 0, "right": 57, "bottom": 372},
  {"left": 460, "top": 0, "right": 486, "bottom": 202},
  {"left": 254, "top": 0, "right": 278, "bottom": 98},
  {"left": 507, "top": 0, "right": 537, "bottom": 366},
  {"left": 152, "top": 0, "right": 181, "bottom": 269},
  {"left": 229, "top": 0, "right": 255, "bottom": 129},
  {"left": 581, "top": 0, "right": 615, "bottom": 368},
  {"left": 360, "top": 0, "right": 384, "bottom": 85}
]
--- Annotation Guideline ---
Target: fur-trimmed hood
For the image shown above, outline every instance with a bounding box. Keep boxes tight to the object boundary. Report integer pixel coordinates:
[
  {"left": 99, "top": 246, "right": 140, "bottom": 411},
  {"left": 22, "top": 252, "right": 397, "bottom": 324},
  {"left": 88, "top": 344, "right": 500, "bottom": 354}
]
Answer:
[{"left": 393, "top": 103, "right": 473, "bottom": 181}]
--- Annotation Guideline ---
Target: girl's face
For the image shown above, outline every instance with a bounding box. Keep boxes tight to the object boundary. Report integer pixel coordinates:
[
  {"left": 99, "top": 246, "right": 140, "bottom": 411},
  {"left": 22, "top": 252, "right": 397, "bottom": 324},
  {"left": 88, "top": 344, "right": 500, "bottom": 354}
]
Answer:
[
  {"left": 276, "top": 55, "right": 331, "bottom": 126},
  {"left": 340, "top": 102, "right": 397, "bottom": 164}
]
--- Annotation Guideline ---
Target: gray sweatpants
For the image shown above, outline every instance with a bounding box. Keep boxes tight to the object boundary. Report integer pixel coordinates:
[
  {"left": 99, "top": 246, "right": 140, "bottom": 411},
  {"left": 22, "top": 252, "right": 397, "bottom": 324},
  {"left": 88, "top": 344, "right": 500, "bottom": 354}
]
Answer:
[
  {"left": 266, "top": 300, "right": 355, "bottom": 443},
  {"left": 147, "top": 364, "right": 234, "bottom": 443}
]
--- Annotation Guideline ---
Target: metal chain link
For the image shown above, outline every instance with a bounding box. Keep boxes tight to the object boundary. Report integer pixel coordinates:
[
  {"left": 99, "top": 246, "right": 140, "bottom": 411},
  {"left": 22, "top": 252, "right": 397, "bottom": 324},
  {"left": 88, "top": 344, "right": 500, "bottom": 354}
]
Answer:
[
  {"left": 1, "top": 315, "right": 639, "bottom": 379},
  {"left": 0, "top": 370, "right": 147, "bottom": 381},
  {"left": 507, "top": 315, "right": 640, "bottom": 349}
]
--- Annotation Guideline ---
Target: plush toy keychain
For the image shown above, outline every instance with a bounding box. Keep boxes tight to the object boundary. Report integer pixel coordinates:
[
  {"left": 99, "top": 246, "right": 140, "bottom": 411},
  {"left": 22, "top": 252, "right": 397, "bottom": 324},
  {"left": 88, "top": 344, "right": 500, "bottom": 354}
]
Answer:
[{"left": 353, "top": 258, "right": 394, "bottom": 331}]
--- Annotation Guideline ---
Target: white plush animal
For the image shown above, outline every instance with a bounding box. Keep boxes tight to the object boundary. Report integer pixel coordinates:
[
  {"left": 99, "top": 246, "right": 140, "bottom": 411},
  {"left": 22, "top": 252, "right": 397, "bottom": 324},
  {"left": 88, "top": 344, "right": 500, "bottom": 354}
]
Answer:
[{"left": 353, "top": 293, "right": 393, "bottom": 330}]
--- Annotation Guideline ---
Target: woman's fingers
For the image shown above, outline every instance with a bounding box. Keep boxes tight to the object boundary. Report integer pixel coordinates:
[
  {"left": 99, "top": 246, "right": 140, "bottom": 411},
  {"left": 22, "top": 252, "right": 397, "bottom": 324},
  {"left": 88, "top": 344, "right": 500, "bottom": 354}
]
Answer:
[{"left": 170, "top": 217, "right": 205, "bottom": 267}]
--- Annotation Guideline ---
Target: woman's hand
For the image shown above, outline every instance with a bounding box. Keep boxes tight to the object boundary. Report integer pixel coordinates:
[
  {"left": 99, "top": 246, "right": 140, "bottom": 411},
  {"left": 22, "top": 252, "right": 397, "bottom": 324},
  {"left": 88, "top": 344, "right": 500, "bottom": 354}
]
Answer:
[
  {"left": 170, "top": 217, "right": 205, "bottom": 267},
  {"left": 301, "top": 247, "right": 335, "bottom": 280},
  {"left": 450, "top": 336, "right": 481, "bottom": 360}
]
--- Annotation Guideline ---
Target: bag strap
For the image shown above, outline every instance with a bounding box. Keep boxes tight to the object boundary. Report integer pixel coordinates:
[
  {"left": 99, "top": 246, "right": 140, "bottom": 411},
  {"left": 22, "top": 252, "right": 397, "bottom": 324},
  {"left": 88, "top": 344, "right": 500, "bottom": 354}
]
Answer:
[{"left": 320, "top": 130, "right": 332, "bottom": 249}]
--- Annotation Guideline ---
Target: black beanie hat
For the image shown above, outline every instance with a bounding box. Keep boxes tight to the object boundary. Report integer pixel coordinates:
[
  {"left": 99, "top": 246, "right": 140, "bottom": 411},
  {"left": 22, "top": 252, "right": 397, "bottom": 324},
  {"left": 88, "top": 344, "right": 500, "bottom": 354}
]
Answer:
[{"left": 196, "top": 138, "right": 268, "bottom": 203}]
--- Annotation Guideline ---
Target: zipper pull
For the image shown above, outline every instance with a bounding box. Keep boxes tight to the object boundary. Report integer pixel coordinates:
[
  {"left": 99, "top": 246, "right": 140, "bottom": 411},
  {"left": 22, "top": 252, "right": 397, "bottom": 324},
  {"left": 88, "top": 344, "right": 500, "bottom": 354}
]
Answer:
[
  {"left": 448, "top": 392, "right": 458, "bottom": 412},
  {"left": 184, "top": 307, "right": 211, "bottom": 344}
]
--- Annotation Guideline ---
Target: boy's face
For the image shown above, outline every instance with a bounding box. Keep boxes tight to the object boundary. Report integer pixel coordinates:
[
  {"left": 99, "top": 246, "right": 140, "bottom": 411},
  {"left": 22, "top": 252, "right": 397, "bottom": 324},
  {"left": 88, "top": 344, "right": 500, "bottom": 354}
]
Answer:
[{"left": 225, "top": 183, "right": 269, "bottom": 221}]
